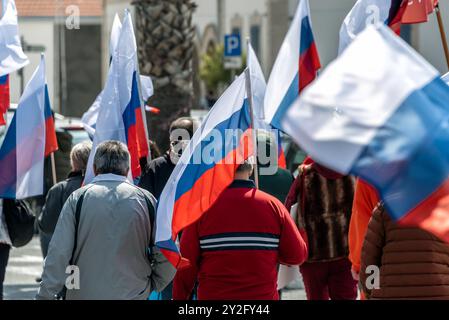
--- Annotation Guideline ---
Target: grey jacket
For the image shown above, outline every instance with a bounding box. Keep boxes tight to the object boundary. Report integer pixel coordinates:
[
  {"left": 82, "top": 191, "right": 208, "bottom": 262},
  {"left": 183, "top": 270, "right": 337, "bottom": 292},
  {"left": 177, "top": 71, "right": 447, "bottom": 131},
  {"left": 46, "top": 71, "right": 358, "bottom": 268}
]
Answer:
[{"left": 36, "top": 174, "right": 176, "bottom": 300}]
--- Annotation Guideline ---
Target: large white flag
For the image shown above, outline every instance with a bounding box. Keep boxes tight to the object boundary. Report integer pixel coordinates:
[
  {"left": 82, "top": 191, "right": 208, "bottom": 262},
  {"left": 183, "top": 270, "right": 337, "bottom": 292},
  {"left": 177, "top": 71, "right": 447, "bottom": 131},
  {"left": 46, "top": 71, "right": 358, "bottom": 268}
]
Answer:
[
  {"left": 82, "top": 13, "right": 153, "bottom": 138},
  {"left": 0, "top": 0, "right": 29, "bottom": 77},
  {"left": 84, "top": 10, "right": 138, "bottom": 184}
]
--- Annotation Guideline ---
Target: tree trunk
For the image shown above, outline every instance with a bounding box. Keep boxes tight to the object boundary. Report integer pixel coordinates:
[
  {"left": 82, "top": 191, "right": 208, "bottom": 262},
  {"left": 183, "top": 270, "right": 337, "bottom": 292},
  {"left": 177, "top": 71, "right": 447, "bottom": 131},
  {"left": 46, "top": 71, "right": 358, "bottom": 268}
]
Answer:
[{"left": 133, "top": 0, "right": 197, "bottom": 151}]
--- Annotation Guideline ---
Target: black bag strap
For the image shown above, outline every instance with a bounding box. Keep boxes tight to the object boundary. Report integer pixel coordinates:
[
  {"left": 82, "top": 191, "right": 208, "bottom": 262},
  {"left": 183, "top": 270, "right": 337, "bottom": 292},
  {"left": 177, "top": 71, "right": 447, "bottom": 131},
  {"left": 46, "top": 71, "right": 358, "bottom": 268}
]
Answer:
[{"left": 69, "top": 187, "right": 92, "bottom": 266}]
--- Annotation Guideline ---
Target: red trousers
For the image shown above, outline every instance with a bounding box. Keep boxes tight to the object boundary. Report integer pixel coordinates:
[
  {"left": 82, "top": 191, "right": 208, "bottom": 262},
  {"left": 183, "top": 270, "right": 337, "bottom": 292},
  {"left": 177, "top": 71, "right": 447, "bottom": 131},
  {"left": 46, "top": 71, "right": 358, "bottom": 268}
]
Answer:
[{"left": 300, "top": 258, "right": 357, "bottom": 300}]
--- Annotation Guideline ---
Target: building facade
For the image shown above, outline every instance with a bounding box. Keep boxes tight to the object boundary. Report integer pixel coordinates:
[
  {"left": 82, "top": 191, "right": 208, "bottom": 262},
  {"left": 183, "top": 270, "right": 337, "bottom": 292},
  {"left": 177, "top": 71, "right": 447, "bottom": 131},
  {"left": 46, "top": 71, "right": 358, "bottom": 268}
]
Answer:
[
  {"left": 9, "top": 0, "right": 103, "bottom": 117},
  {"left": 7, "top": 0, "right": 449, "bottom": 116}
]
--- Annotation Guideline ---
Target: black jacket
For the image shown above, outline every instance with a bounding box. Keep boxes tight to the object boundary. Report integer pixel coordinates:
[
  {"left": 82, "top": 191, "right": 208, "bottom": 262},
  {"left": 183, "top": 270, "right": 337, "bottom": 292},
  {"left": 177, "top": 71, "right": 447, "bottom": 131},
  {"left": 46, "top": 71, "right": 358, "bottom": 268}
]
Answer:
[
  {"left": 138, "top": 153, "right": 175, "bottom": 200},
  {"left": 38, "top": 171, "right": 83, "bottom": 234}
]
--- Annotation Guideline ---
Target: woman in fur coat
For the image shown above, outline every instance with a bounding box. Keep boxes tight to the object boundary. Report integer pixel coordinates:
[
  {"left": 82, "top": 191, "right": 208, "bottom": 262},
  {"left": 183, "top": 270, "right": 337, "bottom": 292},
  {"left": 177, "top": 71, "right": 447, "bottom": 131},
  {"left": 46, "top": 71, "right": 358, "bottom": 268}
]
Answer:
[{"left": 285, "top": 157, "right": 357, "bottom": 300}]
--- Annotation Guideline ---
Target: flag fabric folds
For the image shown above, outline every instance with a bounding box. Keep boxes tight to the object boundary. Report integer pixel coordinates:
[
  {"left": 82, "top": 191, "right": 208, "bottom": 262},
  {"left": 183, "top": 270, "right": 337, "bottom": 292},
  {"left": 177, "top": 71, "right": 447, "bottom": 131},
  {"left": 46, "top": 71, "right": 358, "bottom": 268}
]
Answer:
[
  {"left": 0, "top": 0, "right": 29, "bottom": 77},
  {"left": 156, "top": 72, "right": 254, "bottom": 268},
  {"left": 338, "top": 0, "right": 407, "bottom": 54},
  {"left": 402, "top": 0, "right": 438, "bottom": 24},
  {"left": 264, "top": 0, "right": 320, "bottom": 132},
  {"left": 283, "top": 24, "right": 449, "bottom": 242},
  {"left": 442, "top": 72, "right": 449, "bottom": 85},
  {"left": 0, "top": 55, "right": 56, "bottom": 199},
  {"left": 247, "top": 42, "right": 286, "bottom": 168},
  {"left": 0, "top": 74, "right": 9, "bottom": 125},
  {"left": 84, "top": 10, "right": 148, "bottom": 184},
  {"left": 43, "top": 83, "right": 58, "bottom": 156}
]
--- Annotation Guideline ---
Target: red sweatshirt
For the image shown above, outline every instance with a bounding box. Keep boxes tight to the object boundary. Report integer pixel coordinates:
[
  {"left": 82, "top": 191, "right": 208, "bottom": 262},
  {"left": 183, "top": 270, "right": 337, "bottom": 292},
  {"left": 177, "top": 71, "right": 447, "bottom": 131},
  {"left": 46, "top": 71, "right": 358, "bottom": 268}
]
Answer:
[{"left": 173, "top": 179, "right": 308, "bottom": 300}]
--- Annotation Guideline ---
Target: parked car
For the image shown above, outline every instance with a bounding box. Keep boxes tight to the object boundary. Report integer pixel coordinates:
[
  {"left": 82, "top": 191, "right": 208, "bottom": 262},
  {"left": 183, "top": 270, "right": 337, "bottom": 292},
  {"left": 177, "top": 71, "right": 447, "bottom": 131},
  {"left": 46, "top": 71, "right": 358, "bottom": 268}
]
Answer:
[{"left": 0, "top": 104, "right": 90, "bottom": 149}]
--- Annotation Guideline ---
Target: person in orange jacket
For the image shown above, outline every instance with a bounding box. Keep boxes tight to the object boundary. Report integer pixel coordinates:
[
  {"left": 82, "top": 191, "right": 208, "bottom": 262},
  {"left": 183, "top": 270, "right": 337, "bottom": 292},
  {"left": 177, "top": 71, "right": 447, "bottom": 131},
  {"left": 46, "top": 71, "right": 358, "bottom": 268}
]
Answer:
[{"left": 348, "top": 179, "right": 380, "bottom": 295}]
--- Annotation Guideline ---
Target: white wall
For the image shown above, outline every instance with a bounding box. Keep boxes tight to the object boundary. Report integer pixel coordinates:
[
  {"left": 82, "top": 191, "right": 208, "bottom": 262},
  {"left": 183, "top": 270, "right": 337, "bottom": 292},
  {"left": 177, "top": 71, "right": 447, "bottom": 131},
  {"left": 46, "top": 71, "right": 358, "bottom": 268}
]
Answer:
[{"left": 193, "top": 0, "right": 218, "bottom": 34}]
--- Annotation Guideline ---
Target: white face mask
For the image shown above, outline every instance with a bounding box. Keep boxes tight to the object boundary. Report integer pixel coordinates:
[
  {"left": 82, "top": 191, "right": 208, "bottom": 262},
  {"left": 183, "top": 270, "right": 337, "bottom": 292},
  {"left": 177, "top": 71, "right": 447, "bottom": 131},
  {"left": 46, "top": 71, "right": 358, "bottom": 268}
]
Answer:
[{"left": 169, "top": 140, "right": 190, "bottom": 165}]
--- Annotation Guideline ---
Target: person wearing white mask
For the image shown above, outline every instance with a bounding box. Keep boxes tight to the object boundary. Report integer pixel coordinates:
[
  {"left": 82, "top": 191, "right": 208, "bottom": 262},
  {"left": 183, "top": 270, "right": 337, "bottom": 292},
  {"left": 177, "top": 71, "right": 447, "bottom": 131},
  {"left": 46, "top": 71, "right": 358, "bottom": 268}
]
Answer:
[
  {"left": 138, "top": 117, "right": 196, "bottom": 201},
  {"left": 138, "top": 117, "right": 196, "bottom": 300}
]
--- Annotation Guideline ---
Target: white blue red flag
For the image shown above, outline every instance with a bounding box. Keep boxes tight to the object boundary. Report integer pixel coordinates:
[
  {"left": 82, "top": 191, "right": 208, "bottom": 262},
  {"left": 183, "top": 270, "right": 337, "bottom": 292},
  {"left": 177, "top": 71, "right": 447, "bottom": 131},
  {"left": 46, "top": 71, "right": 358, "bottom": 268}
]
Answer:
[
  {"left": 264, "top": 0, "right": 320, "bottom": 132},
  {"left": 0, "top": 54, "right": 57, "bottom": 199},
  {"left": 247, "top": 42, "right": 286, "bottom": 168},
  {"left": 84, "top": 10, "right": 148, "bottom": 183},
  {"left": 283, "top": 24, "right": 449, "bottom": 242},
  {"left": 0, "top": 0, "right": 29, "bottom": 77},
  {"left": 156, "top": 72, "right": 254, "bottom": 268},
  {"left": 338, "top": 0, "right": 407, "bottom": 54}
]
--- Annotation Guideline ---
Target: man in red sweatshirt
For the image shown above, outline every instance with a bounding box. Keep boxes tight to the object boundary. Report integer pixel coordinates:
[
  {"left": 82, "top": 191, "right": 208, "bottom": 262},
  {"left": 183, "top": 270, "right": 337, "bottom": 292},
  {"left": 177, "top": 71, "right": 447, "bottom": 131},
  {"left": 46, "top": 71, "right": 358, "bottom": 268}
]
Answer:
[{"left": 173, "top": 161, "right": 308, "bottom": 300}]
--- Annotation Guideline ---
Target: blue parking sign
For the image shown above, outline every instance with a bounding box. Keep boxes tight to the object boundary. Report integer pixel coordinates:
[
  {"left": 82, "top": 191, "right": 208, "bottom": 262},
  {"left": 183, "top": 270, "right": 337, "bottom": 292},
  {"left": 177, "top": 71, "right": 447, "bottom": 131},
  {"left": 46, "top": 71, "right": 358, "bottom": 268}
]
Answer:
[{"left": 224, "top": 34, "right": 241, "bottom": 57}]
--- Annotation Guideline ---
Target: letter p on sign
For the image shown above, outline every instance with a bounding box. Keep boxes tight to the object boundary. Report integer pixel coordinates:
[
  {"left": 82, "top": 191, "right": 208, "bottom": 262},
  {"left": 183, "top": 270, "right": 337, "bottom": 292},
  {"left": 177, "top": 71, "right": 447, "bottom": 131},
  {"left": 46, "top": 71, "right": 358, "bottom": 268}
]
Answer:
[{"left": 224, "top": 34, "right": 242, "bottom": 57}]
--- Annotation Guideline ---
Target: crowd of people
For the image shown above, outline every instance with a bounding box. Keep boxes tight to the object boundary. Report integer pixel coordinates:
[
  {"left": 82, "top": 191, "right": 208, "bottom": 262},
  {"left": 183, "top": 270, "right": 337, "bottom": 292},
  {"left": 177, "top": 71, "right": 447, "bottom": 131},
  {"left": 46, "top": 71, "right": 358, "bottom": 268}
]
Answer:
[{"left": 2, "top": 116, "right": 449, "bottom": 300}]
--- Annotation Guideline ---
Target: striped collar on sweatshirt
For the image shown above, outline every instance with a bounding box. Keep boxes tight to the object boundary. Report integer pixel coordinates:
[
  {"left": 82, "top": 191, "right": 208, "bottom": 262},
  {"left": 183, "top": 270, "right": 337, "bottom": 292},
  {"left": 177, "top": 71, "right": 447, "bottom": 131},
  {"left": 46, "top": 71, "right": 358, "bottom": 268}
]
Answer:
[{"left": 199, "top": 232, "right": 280, "bottom": 252}]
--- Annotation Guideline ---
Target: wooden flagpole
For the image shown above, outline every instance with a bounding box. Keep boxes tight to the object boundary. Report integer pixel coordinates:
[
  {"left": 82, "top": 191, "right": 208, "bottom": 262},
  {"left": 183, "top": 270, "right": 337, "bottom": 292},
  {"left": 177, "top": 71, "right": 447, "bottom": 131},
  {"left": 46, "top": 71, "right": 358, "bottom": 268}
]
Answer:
[
  {"left": 435, "top": 3, "right": 449, "bottom": 69},
  {"left": 50, "top": 152, "right": 57, "bottom": 185},
  {"left": 245, "top": 37, "right": 259, "bottom": 189}
]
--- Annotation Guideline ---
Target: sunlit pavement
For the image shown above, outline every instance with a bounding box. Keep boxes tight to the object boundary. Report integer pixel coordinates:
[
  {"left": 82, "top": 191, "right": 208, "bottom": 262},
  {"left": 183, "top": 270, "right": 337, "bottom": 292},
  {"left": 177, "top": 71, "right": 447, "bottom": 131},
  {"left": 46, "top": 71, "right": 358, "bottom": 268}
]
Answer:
[
  {"left": 3, "top": 236, "right": 306, "bottom": 300},
  {"left": 4, "top": 237, "right": 42, "bottom": 300}
]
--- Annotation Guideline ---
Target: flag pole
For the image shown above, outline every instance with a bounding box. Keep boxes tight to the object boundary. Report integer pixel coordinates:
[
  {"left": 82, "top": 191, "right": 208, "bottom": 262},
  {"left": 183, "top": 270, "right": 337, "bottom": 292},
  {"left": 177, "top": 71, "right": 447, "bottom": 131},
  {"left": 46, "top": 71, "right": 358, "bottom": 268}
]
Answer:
[
  {"left": 245, "top": 37, "right": 259, "bottom": 189},
  {"left": 435, "top": 3, "right": 449, "bottom": 69},
  {"left": 50, "top": 152, "right": 57, "bottom": 185}
]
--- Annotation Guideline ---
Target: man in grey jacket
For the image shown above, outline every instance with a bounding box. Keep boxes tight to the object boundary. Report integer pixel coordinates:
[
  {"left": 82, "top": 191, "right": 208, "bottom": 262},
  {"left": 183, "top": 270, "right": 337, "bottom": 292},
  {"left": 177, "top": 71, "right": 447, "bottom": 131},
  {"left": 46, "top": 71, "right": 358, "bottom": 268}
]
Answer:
[{"left": 36, "top": 140, "right": 176, "bottom": 300}]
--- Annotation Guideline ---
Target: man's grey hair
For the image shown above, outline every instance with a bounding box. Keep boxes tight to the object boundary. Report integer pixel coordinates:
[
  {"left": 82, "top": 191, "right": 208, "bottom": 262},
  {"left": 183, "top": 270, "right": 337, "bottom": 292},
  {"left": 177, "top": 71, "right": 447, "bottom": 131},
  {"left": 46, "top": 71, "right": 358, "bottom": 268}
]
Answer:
[
  {"left": 93, "top": 140, "right": 130, "bottom": 176},
  {"left": 70, "top": 141, "right": 92, "bottom": 172}
]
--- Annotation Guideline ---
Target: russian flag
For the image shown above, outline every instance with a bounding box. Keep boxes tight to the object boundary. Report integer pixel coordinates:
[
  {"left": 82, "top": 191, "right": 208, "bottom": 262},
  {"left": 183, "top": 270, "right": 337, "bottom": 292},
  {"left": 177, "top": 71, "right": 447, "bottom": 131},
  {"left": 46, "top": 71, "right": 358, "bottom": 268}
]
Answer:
[
  {"left": 156, "top": 72, "right": 254, "bottom": 268},
  {"left": 0, "top": 74, "right": 9, "bottom": 125},
  {"left": 44, "top": 83, "right": 58, "bottom": 156},
  {"left": 0, "top": 54, "right": 55, "bottom": 199},
  {"left": 82, "top": 11, "right": 148, "bottom": 180},
  {"left": 264, "top": 0, "right": 320, "bottom": 132},
  {"left": 247, "top": 42, "right": 286, "bottom": 169},
  {"left": 339, "top": 0, "right": 407, "bottom": 54},
  {"left": 84, "top": 10, "right": 148, "bottom": 184},
  {"left": 122, "top": 71, "right": 149, "bottom": 178},
  {"left": 282, "top": 25, "right": 449, "bottom": 242}
]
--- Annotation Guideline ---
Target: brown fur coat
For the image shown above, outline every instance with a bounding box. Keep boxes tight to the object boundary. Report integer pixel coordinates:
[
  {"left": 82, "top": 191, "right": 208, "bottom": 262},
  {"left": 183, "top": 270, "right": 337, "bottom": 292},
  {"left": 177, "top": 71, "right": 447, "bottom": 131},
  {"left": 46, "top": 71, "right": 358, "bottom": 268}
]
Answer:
[{"left": 297, "top": 165, "right": 355, "bottom": 262}]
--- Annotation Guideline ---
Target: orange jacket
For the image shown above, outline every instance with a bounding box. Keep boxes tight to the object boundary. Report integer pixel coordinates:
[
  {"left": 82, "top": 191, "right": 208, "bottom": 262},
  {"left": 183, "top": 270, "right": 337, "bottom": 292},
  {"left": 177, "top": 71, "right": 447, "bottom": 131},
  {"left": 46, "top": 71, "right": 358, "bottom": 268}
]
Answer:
[{"left": 348, "top": 179, "right": 379, "bottom": 273}]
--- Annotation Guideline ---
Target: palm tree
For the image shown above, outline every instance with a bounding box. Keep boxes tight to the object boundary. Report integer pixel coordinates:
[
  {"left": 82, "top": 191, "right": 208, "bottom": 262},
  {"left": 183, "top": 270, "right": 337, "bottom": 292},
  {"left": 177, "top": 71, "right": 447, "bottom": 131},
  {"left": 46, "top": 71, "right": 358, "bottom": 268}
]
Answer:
[{"left": 133, "top": 0, "right": 197, "bottom": 151}]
